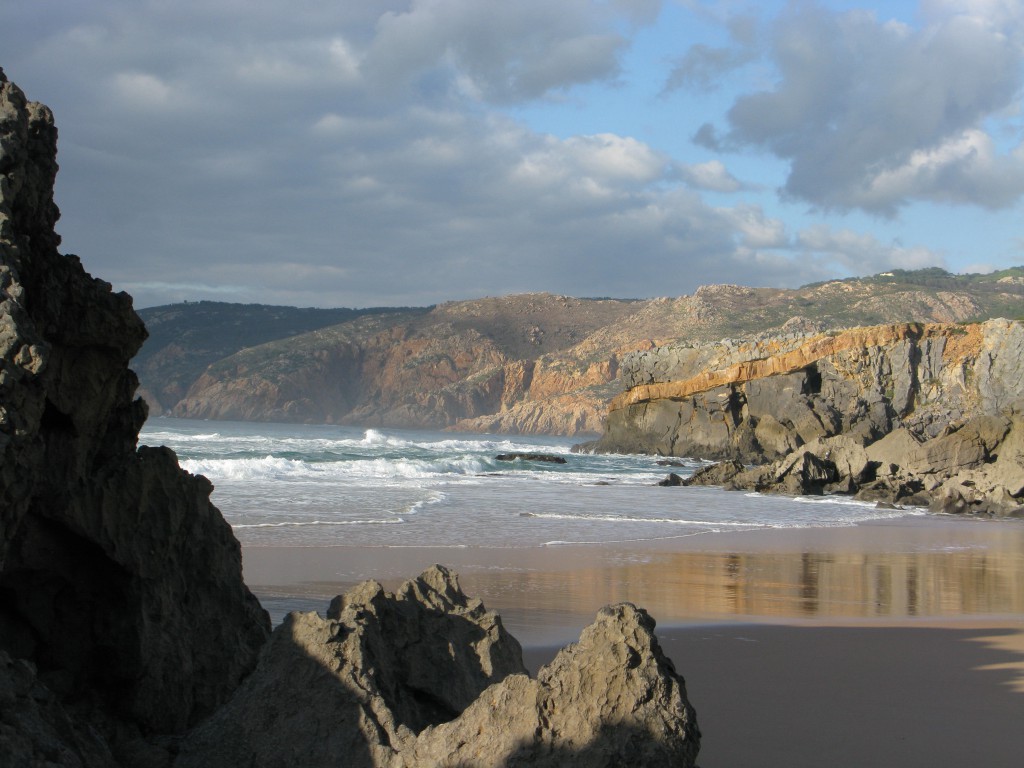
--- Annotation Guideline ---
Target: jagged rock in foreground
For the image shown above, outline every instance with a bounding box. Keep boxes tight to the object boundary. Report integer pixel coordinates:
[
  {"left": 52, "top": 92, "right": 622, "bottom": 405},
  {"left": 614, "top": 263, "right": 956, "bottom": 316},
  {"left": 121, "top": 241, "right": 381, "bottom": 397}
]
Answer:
[
  {"left": 0, "top": 70, "right": 269, "bottom": 763},
  {"left": 177, "top": 565, "right": 700, "bottom": 768}
]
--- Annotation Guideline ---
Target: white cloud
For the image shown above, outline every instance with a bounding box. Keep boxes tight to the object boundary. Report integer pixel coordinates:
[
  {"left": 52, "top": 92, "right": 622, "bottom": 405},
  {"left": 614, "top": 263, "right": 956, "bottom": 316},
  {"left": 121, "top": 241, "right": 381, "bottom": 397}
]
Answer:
[
  {"left": 711, "top": 2, "right": 1024, "bottom": 213},
  {"left": 111, "top": 71, "right": 178, "bottom": 111},
  {"left": 563, "top": 134, "right": 667, "bottom": 183},
  {"left": 678, "top": 160, "right": 743, "bottom": 192},
  {"left": 723, "top": 205, "right": 788, "bottom": 248},
  {"left": 796, "top": 225, "right": 945, "bottom": 274},
  {"left": 859, "top": 129, "right": 1024, "bottom": 209}
]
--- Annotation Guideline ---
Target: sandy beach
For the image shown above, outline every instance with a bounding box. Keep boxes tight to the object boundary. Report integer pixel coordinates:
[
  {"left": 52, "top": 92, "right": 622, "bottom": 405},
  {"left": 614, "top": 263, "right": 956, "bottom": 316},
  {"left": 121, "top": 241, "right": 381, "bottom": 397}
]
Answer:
[{"left": 242, "top": 516, "right": 1024, "bottom": 767}]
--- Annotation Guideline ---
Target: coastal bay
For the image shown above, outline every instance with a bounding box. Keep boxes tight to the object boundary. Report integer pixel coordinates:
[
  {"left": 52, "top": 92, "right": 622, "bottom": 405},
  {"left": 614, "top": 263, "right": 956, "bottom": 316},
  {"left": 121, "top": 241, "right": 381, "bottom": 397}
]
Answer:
[{"left": 4, "top": 62, "right": 1022, "bottom": 766}]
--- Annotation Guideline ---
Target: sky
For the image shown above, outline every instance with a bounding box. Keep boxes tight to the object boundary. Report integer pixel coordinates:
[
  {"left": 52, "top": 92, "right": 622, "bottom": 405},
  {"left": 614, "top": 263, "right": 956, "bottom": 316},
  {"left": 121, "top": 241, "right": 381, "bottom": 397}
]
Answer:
[{"left": 2, "top": 0, "right": 1023, "bottom": 309}]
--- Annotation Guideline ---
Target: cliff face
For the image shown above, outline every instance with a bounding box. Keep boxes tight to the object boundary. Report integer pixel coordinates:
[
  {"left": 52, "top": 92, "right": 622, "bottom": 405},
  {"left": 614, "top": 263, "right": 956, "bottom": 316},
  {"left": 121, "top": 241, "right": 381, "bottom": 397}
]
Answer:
[
  {"left": 0, "top": 69, "right": 269, "bottom": 758},
  {"left": 169, "top": 295, "right": 638, "bottom": 434},
  {"left": 138, "top": 273, "right": 1024, "bottom": 435},
  {"left": 589, "top": 320, "right": 1024, "bottom": 516},
  {"left": 593, "top": 320, "right": 1024, "bottom": 460}
]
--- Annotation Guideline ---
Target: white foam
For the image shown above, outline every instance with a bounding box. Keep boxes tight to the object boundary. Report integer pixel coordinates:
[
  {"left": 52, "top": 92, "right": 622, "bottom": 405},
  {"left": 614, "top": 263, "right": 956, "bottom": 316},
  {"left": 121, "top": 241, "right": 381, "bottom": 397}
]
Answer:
[
  {"left": 182, "top": 454, "right": 489, "bottom": 483},
  {"left": 407, "top": 492, "right": 447, "bottom": 515},
  {"left": 523, "top": 512, "right": 758, "bottom": 527},
  {"left": 233, "top": 518, "right": 403, "bottom": 529},
  {"left": 147, "top": 419, "right": 929, "bottom": 548}
]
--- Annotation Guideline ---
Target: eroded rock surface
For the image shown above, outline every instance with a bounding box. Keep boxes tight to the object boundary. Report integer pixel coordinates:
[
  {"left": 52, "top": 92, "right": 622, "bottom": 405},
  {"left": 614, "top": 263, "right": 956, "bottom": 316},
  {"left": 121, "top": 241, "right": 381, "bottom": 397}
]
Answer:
[
  {"left": 591, "top": 320, "right": 1024, "bottom": 515},
  {"left": 0, "top": 69, "right": 270, "bottom": 761},
  {"left": 178, "top": 566, "right": 700, "bottom": 768}
]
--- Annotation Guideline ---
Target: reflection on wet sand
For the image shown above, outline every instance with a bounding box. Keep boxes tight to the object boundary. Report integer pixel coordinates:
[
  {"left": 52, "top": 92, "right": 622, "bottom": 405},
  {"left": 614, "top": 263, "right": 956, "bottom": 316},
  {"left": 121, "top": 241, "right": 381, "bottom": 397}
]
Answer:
[
  {"left": 244, "top": 517, "right": 1024, "bottom": 645},
  {"left": 459, "top": 544, "right": 1024, "bottom": 633}
]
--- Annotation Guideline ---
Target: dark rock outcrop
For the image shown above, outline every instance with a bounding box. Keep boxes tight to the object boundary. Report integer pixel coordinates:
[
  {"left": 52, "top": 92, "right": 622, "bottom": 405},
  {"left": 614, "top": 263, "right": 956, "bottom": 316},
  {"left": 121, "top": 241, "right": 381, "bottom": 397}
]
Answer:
[
  {"left": 0, "top": 68, "right": 270, "bottom": 761},
  {"left": 177, "top": 566, "right": 701, "bottom": 768},
  {"left": 495, "top": 452, "right": 568, "bottom": 464},
  {"left": 596, "top": 322, "right": 1024, "bottom": 461},
  {"left": 684, "top": 406, "right": 1024, "bottom": 517}
]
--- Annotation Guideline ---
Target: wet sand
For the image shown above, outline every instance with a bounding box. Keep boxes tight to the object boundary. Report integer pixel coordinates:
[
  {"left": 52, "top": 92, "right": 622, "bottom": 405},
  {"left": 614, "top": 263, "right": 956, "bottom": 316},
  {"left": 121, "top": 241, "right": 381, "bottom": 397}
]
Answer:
[
  {"left": 525, "top": 623, "right": 1024, "bottom": 767},
  {"left": 242, "top": 516, "right": 1024, "bottom": 766}
]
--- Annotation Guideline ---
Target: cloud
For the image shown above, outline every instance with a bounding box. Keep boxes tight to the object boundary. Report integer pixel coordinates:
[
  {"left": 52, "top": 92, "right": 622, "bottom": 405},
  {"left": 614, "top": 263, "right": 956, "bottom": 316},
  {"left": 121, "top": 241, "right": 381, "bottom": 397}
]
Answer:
[
  {"left": 857, "top": 129, "right": 1024, "bottom": 210},
  {"left": 663, "top": 43, "right": 752, "bottom": 92},
  {"left": 678, "top": 160, "right": 743, "bottom": 192},
  {"left": 361, "top": 0, "right": 629, "bottom": 103},
  {"left": 710, "top": 2, "right": 1024, "bottom": 214},
  {"left": 662, "top": 8, "right": 760, "bottom": 95},
  {"left": 796, "top": 225, "right": 946, "bottom": 274},
  {"left": 722, "top": 205, "right": 788, "bottom": 248},
  {"left": 3, "top": 1, "right": 986, "bottom": 311}
]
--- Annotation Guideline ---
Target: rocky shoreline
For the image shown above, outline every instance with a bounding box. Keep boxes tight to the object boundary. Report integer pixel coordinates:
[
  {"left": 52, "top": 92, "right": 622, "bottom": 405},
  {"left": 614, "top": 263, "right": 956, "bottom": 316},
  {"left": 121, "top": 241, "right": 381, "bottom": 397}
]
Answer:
[{"left": 583, "top": 321, "right": 1024, "bottom": 517}]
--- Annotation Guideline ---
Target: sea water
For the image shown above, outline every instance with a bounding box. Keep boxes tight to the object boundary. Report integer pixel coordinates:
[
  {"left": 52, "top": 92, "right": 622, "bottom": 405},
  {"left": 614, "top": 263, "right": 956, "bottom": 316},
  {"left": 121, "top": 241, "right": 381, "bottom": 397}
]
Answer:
[{"left": 140, "top": 418, "right": 924, "bottom": 549}]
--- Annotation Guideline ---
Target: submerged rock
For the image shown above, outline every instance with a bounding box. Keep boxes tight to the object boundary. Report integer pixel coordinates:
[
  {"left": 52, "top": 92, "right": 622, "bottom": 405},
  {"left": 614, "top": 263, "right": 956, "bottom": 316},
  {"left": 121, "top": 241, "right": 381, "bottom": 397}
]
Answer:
[
  {"left": 658, "top": 472, "right": 685, "bottom": 486},
  {"left": 495, "top": 452, "right": 568, "bottom": 464},
  {"left": 177, "top": 566, "right": 701, "bottom": 768}
]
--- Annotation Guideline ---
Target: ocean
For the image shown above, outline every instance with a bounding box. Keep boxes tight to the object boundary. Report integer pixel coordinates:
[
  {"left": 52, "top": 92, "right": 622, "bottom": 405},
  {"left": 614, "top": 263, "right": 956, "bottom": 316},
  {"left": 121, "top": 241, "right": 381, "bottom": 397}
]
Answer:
[{"left": 140, "top": 418, "right": 925, "bottom": 550}]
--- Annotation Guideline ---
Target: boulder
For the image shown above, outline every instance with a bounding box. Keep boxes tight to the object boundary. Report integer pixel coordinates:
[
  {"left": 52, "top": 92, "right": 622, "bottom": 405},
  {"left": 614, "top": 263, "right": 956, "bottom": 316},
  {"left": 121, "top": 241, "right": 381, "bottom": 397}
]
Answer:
[
  {"left": 864, "top": 428, "right": 923, "bottom": 473},
  {"left": 412, "top": 603, "right": 700, "bottom": 767},
  {"left": 681, "top": 460, "right": 746, "bottom": 487},
  {"left": 178, "top": 567, "right": 701, "bottom": 768}
]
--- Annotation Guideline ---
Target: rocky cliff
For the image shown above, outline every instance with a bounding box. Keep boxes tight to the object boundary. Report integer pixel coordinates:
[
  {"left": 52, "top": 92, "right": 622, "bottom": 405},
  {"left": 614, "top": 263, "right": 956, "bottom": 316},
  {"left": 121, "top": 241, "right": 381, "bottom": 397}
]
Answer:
[
  {"left": 1, "top": 68, "right": 270, "bottom": 761},
  {"left": 165, "top": 294, "right": 639, "bottom": 434},
  {"left": 137, "top": 271, "right": 1024, "bottom": 435},
  {"left": 588, "top": 320, "right": 1024, "bottom": 516}
]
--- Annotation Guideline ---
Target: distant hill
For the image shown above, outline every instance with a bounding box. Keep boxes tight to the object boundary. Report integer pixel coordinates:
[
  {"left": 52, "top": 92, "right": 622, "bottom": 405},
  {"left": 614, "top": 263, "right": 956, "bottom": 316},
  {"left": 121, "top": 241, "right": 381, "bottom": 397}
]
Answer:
[
  {"left": 135, "top": 302, "right": 420, "bottom": 412},
  {"left": 132, "top": 268, "right": 1024, "bottom": 435}
]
